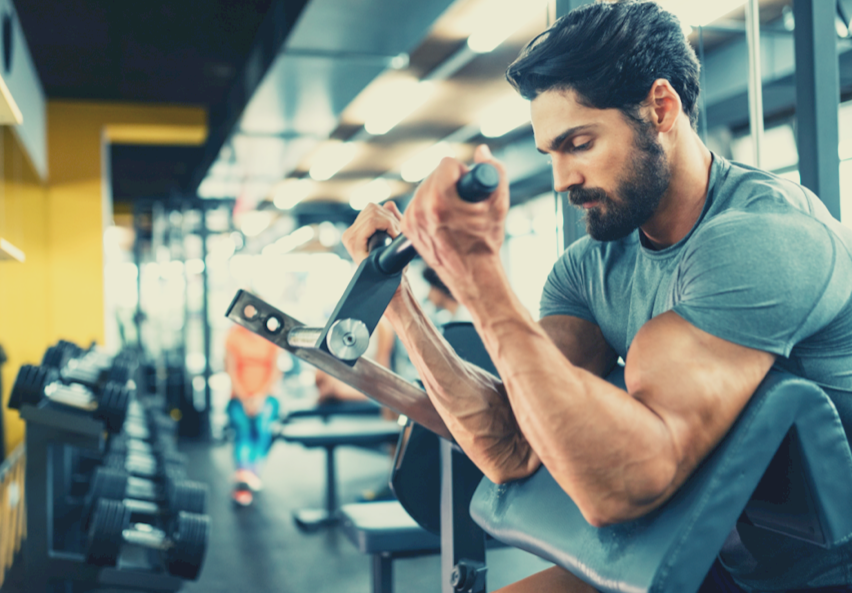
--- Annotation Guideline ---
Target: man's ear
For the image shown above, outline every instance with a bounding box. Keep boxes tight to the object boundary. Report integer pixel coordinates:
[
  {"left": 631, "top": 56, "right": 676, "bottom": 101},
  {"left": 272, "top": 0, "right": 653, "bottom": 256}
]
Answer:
[{"left": 644, "top": 79, "right": 682, "bottom": 134}]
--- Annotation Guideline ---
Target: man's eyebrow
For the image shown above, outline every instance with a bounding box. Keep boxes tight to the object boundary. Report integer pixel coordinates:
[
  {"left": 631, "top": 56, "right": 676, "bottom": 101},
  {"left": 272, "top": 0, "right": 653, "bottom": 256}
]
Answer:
[{"left": 536, "top": 124, "right": 596, "bottom": 154}]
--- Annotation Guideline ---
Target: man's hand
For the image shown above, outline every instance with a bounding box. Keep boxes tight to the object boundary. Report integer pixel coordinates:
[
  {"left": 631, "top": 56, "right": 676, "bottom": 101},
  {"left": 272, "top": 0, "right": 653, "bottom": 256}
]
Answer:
[
  {"left": 341, "top": 201, "right": 405, "bottom": 267},
  {"left": 400, "top": 145, "right": 510, "bottom": 307}
]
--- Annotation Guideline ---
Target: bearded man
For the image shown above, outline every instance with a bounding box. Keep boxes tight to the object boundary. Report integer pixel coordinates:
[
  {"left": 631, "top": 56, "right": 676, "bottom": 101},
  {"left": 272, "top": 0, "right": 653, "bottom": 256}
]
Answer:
[{"left": 343, "top": 1, "right": 852, "bottom": 591}]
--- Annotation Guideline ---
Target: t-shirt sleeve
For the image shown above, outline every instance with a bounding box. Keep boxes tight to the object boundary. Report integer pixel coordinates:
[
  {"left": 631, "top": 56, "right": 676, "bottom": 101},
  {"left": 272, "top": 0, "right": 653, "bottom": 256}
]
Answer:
[
  {"left": 671, "top": 211, "right": 849, "bottom": 357},
  {"left": 539, "top": 239, "right": 596, "bottom": 323}
]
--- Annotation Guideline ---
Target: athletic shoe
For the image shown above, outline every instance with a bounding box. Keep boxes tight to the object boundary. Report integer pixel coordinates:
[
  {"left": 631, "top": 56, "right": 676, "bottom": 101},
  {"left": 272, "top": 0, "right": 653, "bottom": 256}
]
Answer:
[
  {"left": 235, "top": 468, "right": 263, "bottom": 492},
  {"left": 232, "top": 485, "right": 253, "bottom": 507}
]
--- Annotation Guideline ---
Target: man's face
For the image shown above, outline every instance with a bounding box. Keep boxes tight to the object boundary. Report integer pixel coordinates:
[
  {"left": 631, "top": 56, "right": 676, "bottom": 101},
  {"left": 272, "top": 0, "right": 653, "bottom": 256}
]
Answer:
[{"left": 531, "top": 89, "right": 671, "bottom": 241}]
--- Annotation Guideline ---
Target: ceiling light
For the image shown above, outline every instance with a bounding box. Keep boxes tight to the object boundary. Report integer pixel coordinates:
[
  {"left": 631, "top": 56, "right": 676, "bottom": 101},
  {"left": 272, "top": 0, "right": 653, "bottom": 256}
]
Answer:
[
  {"left": 264, "top": 225, "right": 316, "bottom": 256},
  {"left": 198, "top": 177, "right": 241, "bottom": 199},
  {"left": 363, "top": 78, "right": 435, "bottom": 136},
  {"left": 479, "top": 94, "right": 530, "bottom": 138},
  {"left": 400, "top": 142, "right": 456, "bottom": 183},
  {"left": 272, "top": 178, "right": 314, "bottom": 210},
  {"left": 466, "top": 0, "right": 547, "bottom": 54},
  {"left": 185, "top": 258, "right": 205, "bottom": 275},
  {"left": 656, "top": 0, "right": 746, "bottom": 28},
  {"left": 240, "top": 211, "right": 273, "bottom": 237},
  {"left": 836, "top": 15, "right": 850, "bottom": 38},
  {"left": 350, "top": 178, "right": 392, "bottom": 211},
  {"left": 309, "top": 142, "right": 359, "bottom": 181}
]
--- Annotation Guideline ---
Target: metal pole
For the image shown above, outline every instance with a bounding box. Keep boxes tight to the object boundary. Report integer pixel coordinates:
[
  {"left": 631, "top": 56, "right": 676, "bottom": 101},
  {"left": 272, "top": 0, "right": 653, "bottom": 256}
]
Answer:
[
  {"left": 793, "top": 0, "right": 841, "bottom": 219},
  {"left": 745, "top": 0, "right": 764, "bottom": 168},
  {"left": 133, "top": 205, "right": 144, "bottom": 352},
  {"left": 200, "top": 203, "right": 212, "bottom": 439}
]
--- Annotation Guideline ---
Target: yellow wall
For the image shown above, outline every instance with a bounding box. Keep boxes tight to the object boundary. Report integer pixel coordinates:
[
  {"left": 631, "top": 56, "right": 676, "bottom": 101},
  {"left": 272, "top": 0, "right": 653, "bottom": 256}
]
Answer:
[
  {"left": 0, "top": 127, "right": 49, "bottom": 455},
  {"left": 0, "top": 101, "right": 205, "bottom": 455}
]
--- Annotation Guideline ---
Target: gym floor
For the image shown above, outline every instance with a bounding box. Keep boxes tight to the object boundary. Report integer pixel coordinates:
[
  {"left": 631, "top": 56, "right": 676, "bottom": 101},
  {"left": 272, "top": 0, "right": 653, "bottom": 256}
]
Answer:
[
  {"left": 1, "top": 426, "right": 551, "bottom": 593},
  {"left": 177, "top": 437, "right": 552, "bottom": 593}
]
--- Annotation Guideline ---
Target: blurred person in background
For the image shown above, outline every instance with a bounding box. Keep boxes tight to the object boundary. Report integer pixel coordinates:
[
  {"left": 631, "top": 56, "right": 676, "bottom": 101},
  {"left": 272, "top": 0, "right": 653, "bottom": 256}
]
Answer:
[{"left": 225, "top": 322, "right": 282, "bottom": 506}]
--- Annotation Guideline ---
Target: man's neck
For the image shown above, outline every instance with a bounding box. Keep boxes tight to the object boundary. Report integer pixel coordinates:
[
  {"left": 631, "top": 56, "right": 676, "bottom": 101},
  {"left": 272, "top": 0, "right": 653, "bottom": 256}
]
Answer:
[{"left": 640, "top": 129, "right": 713, "bottom": 249}]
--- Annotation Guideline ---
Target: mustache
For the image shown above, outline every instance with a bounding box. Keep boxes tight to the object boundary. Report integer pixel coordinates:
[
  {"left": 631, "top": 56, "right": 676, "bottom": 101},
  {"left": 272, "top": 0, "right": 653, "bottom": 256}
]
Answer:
[{"left": 568, "top": 187, "right": 610, "bottom": 207}]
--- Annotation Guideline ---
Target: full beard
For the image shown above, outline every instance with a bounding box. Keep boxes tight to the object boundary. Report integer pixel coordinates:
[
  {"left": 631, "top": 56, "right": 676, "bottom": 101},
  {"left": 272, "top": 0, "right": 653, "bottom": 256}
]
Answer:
[{"left": 569, "top": 123, "right": 671, "bottom": 242}]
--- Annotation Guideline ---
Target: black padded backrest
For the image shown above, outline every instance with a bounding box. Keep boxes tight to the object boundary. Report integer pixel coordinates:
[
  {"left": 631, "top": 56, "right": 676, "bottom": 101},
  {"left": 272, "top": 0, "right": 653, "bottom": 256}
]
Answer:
[
  {"left": 441, "top": 322, "right": 498, "bottom": 376},
  {"left": 470, "top": 369, "right": 852, "bottom": 593}
]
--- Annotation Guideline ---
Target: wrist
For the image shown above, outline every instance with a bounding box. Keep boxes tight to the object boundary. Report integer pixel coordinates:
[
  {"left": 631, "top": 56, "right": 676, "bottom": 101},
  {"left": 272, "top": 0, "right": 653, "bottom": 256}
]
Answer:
[
  {"left": 461, "top": 258, "right": 539, "bottom": 338},
  {"left": 385, "top": 275, "right": 416, "bottom": 322}
]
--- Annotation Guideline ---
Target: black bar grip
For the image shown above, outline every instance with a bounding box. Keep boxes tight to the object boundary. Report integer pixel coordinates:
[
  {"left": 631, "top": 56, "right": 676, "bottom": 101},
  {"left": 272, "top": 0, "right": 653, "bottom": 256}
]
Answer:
[
  {"left": 456, "top": 162, "right": 500, "bottom": 202},
  {"left": 367, "top": 231, "right": 392, "bottom": 253},
  {"left": 372, "top": 163, "right": 500, "bottom": 275}
]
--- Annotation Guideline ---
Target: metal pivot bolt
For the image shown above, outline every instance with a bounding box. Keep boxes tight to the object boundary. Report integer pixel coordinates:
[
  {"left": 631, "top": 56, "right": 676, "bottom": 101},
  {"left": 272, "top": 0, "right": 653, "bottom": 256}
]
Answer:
[
  {"left": 451, "top": 560, "right": 487, "bottom": 593},
  {"left": 326, "top": 318, "right": 370, "bottom": 361}
]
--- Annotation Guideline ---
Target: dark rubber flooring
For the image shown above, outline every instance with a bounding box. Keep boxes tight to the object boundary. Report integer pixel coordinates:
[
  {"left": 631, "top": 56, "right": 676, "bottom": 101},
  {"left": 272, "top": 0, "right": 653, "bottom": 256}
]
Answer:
[{"left": 177, "top": 436, "right": 551, "bottom": 593}]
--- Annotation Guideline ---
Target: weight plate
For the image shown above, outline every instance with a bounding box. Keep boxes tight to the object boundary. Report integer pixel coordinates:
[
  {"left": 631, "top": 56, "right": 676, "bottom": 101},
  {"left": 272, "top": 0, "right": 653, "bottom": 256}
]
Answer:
[
  {"left": 8, "top": 365, "right": 51, "bottom": 409},
  {"left": 168, "top": 480, "right": 207, "bottom": 515},
  {"left": 159, "top": 449, "right": 187, "bottom": 467},
  {"left": 97, "top": 383, "right": 130, "bottom": 433},
  {"left": 108, "top": 361, "right": 130, "bottom": 385},
  {"left": 41, "top": 346, "right": 65, "bottom": 370},
  {"left": 84, "top": 467, "right": 129, "bottom": 529},
  {"left": 165, "top": 512, "right": 209, "bottom": 580},
  {"left": 86, "top": 499, "right": 128, "bottom": 567}
]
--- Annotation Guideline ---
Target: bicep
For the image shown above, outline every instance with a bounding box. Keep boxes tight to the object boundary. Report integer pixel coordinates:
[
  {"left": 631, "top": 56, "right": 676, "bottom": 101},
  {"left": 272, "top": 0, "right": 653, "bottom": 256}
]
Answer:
[
  {"left": 539, "top": 315, "right": 618, "bottom": 377},
  {"left": 626, "top": 311, "right": 776, "bottom": 493}
]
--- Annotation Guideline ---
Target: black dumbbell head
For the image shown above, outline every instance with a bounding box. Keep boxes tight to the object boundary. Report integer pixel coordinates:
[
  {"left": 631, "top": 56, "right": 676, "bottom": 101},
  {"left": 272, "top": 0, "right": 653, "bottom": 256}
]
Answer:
[
  {"left": 41, "top": 346, "right": 65, "bottom": 370},
  {"left": 107, "top": 360, "right": 131, "bottom": 385},
  {"left": 159, "top": 449, "right": 188, "bottom": 468},
  {"left": 168, "top": 480, "right": 208, "bottom": 516},
  {"left": 8, "top": 365, "right": 52, "bottom": 409},
  {"left": 165, "top": 512, "right": 210, "bottom": 580},
  {"left": 86, "top": 499, "right": 128, "bottom": 567},
  {"left": 96, "top": 382, "right": 131, "bottom": 433},
  {"left": 84, "top": 466, "right": 129, "bottom": 528}
]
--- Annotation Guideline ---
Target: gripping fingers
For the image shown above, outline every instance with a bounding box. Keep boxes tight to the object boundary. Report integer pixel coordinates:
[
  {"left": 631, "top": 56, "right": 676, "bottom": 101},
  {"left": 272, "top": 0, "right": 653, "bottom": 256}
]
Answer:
[{"left": 342, "top": 202, "right": 404, "bottom": 265}]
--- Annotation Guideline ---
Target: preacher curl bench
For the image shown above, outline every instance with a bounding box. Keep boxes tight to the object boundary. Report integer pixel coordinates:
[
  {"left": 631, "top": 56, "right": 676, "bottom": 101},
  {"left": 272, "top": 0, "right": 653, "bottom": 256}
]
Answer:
[{"left": 225, "top": 164, "right": 852, "bottom": 593}]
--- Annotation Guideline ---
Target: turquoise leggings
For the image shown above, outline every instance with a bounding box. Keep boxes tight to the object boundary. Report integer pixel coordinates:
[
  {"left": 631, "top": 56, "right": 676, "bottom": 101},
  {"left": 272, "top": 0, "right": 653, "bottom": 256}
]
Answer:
[{"left": 227, "top": 396, "right": 280, "bottom": 471}]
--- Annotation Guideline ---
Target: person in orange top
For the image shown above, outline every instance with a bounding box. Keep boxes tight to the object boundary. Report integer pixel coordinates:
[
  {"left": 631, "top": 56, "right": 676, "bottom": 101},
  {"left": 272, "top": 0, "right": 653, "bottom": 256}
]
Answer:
[{"left": 224, "top": 323, "right": 282, "bottom": 506}]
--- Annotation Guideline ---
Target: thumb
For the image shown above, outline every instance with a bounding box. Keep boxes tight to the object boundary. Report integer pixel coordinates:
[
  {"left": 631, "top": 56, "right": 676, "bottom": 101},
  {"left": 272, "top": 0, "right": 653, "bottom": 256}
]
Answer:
[{"left": 473, "top": 144, "right": 494, "bottom": 164}]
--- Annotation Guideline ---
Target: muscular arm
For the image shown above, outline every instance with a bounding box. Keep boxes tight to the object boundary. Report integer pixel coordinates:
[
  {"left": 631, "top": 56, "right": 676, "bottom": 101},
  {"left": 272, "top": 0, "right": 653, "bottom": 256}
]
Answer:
[
  {"left": 464, "top": 257, "right": 775, "bottom": 526},
  {"left": 384, "top": 275, "right": 618, "bottom": 484}
]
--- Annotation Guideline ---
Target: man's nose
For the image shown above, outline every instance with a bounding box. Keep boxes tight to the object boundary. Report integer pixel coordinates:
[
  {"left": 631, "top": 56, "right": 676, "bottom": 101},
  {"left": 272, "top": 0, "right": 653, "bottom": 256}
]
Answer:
[{"left": 552, "top": 159, "right": 584, "bottom": 193}]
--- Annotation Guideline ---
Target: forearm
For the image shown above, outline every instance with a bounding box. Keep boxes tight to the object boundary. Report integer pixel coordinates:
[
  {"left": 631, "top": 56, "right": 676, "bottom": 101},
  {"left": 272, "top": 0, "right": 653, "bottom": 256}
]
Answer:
[
  {"left": 385, "top": 277, "right": 540, "bottom": 483},
  {"left": 465, "top": 259, "right": 676, "bottom": 525}
]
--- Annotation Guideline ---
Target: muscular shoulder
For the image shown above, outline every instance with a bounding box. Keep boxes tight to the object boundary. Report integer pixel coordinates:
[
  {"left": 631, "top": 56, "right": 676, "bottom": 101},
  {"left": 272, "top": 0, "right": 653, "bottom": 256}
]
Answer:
[
  {"left": 674, "top": 208, "right": 852, "bottom": 356},
  {"left": 683, "top": 209, "right": 838, "bottom": 294}
]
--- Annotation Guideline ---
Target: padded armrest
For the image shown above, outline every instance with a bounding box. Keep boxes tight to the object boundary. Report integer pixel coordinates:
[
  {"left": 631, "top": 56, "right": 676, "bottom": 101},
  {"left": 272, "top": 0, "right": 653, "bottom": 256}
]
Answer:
[
  {"left": 280, "top": 417, "right": 401, "bottom": 447},
  {"left": 282, "top": 400, "right": 381, "bottom": 423},
  {"left": 470, "top": 369, "right": 852, "bottom": 593}
]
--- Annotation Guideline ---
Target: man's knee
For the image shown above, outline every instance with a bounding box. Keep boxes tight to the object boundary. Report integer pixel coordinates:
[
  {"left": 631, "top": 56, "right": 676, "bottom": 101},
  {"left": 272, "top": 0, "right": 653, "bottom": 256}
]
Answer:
[{"left": 492, "top": 565, "right": 598, "bottom": 593}]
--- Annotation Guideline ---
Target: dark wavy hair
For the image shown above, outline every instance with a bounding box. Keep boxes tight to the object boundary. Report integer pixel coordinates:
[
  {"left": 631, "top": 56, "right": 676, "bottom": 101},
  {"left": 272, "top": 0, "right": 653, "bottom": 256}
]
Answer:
[{"left": 506, "top": 1, "right": 701, "bottom": 128}]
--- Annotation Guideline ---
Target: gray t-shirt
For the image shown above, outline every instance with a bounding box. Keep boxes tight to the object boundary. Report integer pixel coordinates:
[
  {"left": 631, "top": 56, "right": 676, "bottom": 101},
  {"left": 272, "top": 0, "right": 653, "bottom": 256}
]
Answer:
[{"left": 540, "top": 154, "right": 852, "bottom": 591}]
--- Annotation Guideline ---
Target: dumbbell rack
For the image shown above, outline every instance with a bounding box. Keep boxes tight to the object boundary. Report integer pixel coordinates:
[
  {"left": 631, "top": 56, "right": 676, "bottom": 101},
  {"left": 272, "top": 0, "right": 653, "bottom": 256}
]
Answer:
[{"left": 21, "top": 401, "right": 184, "bottom": 592}]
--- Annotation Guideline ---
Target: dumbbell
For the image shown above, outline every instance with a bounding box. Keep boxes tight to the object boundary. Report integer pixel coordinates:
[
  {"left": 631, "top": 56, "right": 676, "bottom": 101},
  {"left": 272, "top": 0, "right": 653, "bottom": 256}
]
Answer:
[
  {"left": 101, "top": 448, "right": 187, "bottom": 480},
  {"left": 87, "top": 498, "right": 209, "bottom": 580},
  {"left": 8, "top": 364, "right": 131, "bottom": 432},
  {"left": 83, "top": 466, "right": 207, "bottom": 529},
  {"left": 43, "top": 344, "right": 133, "bottom": 388},
  {"left": 86, "top": 436, "right": 187, "bottom": 481}
]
